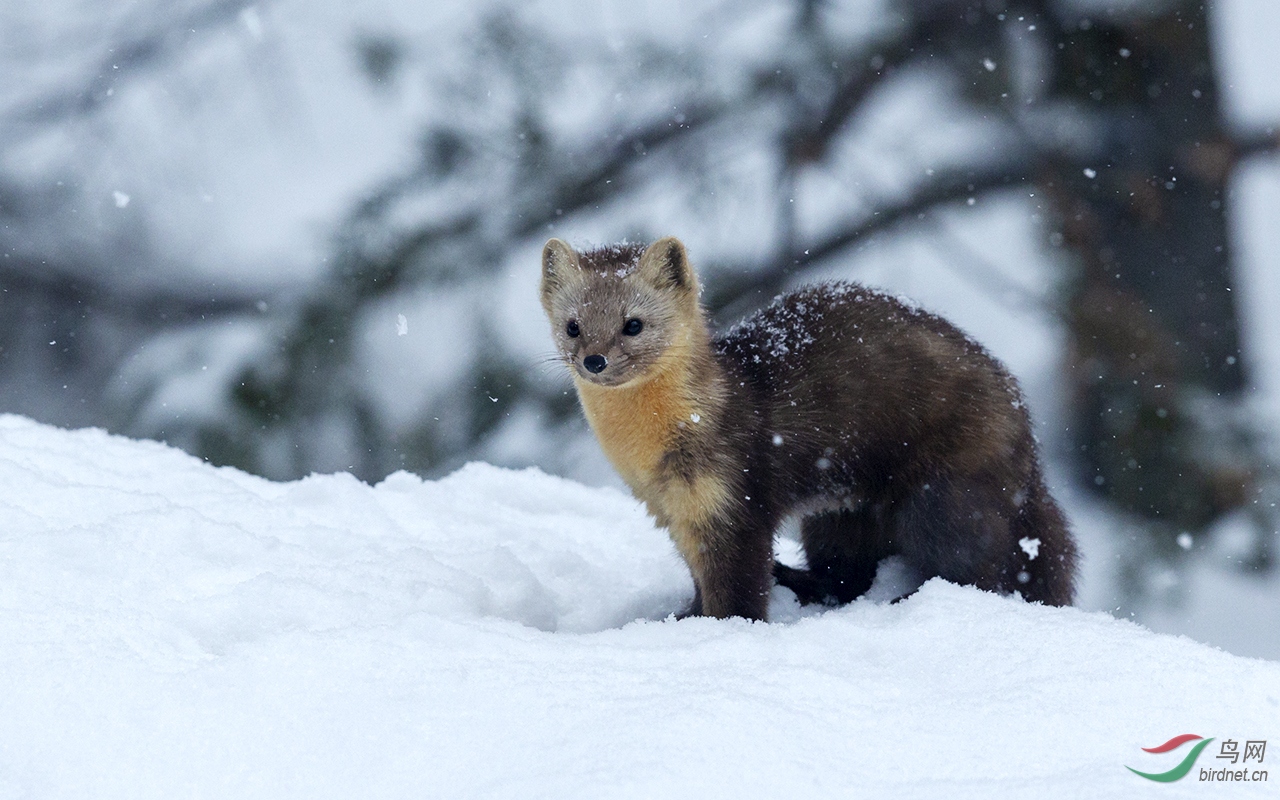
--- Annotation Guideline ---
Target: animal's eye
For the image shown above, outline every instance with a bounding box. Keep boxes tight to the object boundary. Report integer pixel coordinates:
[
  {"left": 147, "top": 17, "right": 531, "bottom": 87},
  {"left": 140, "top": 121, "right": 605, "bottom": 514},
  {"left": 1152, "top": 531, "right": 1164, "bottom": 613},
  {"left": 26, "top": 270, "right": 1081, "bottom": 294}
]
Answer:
[
  {"left": 566, "top": 320, "right": 580, "bottom": 338},
  {"left": 622, "top": 318, "right": 643, "bottom": 336}
]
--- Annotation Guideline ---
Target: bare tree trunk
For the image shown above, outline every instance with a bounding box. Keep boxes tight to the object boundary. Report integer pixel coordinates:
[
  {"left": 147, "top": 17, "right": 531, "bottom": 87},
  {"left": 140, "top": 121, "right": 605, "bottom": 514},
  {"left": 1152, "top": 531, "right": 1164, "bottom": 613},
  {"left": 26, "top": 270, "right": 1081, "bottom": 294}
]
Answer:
[{"left": 1041, "top": 1, "right": 1256, "bottom": 534}]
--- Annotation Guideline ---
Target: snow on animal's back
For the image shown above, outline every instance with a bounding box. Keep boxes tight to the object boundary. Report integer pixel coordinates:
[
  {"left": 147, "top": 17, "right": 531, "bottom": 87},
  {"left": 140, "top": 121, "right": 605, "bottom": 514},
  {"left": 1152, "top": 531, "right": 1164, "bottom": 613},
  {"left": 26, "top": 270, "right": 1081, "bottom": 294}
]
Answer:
[
  {"left": 0, "top": 414, "right": 1275, "bottom": 798},
  {"left": 716, "top": 282, "right": 1003, "bottom": 381}
]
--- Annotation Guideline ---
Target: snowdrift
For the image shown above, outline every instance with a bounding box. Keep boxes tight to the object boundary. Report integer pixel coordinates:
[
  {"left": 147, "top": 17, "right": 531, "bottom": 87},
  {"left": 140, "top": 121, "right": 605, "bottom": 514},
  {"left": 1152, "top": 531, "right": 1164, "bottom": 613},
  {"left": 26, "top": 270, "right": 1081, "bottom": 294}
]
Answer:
[{"left": 0, "top": 415, "right": 1275, "bottom": 798}]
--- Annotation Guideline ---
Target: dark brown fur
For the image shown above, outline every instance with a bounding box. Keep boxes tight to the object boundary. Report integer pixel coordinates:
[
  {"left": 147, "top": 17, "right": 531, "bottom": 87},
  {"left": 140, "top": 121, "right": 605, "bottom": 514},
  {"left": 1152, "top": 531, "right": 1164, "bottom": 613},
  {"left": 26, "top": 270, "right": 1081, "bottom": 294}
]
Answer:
[{"left": 541, "top": 237, "right": 1077, "bottom": 621}]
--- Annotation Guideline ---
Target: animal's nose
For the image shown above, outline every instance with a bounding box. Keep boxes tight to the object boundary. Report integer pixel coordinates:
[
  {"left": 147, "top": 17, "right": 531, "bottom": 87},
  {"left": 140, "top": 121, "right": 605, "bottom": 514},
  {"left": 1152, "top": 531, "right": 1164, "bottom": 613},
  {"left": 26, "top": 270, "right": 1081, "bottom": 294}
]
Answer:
[{"left": 583, "top": 355, "right": 608, "bottom": 374}]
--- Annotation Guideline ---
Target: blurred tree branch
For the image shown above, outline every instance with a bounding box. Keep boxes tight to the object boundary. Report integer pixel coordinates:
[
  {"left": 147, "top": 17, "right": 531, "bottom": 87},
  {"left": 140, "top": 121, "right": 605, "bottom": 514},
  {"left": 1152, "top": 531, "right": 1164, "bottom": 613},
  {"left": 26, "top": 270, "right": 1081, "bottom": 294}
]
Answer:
[{"left": 1, "top": 0, "right": 261, "bottom": 141}]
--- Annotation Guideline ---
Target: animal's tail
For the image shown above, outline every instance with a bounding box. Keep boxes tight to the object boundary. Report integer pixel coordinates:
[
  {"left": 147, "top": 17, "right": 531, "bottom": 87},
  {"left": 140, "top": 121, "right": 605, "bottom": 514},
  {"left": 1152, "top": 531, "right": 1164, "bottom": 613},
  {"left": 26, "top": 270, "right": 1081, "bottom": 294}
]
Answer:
[{"left": 1011, "top": 470, "right": 1078, "bottom": 606}]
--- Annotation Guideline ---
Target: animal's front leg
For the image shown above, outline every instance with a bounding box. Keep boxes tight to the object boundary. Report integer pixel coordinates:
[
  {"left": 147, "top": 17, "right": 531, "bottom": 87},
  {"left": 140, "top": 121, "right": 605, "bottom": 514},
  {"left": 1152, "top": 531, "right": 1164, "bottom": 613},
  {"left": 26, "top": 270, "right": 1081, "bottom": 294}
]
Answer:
[
  {"left": 690, "top": 523, "right": 774, "bottom": 621},
  {"left": 675, "top": 584, "right": 702, "bottom": 619}
]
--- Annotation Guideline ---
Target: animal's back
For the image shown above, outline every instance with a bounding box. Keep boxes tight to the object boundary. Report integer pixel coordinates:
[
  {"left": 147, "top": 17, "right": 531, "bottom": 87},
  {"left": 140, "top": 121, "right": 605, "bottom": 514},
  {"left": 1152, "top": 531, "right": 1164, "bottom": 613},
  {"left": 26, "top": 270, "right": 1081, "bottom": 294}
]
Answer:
[{"left": 716, "top": 283, "right": 1027, "bottom": 502}]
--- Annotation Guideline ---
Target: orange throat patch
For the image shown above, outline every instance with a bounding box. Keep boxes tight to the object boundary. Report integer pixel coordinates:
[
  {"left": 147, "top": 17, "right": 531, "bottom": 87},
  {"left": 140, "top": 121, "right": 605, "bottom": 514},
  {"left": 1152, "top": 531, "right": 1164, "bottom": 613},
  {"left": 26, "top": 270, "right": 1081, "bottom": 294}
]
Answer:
[{"left": 574, "top": 363, "right": 692, "bottom": 491}]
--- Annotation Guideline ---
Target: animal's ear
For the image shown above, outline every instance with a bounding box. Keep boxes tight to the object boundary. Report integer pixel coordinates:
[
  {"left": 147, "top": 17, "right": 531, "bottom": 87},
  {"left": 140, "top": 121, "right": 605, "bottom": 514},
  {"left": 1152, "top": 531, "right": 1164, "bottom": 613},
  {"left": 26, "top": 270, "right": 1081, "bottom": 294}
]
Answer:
[
  {"left": 541, "top": 238, "right": 580, "bottom": 303},
  {"left": 638, "top": 236, "right": 695, "bottom": 294}
]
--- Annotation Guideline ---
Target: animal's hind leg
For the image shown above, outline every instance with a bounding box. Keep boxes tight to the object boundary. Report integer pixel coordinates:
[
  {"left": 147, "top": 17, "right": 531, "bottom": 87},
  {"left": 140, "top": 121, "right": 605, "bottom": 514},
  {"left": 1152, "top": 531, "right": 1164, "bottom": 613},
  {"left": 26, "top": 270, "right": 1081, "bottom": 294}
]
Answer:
[
  {"left": 773, "top": 507, "right": 887, "bottom": 605},
  {"left": 894, "top": 475, "right": 1019, "bottom": 597}
]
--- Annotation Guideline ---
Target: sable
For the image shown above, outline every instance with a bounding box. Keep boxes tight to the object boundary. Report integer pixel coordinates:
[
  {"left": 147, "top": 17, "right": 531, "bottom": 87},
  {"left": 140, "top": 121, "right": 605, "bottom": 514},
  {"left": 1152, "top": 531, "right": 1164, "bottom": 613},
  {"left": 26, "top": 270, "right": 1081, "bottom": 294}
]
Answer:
[{"left": 541, "top": 236, "right": 1077, "bottom": 621}]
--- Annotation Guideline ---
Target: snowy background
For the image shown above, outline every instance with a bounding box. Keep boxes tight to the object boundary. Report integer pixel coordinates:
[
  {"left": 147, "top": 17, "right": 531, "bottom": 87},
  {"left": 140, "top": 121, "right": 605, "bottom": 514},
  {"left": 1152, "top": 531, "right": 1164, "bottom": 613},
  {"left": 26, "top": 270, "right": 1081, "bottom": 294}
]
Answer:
[{"left": 2, "top": 0, "right": 1280, "bottom": 791}]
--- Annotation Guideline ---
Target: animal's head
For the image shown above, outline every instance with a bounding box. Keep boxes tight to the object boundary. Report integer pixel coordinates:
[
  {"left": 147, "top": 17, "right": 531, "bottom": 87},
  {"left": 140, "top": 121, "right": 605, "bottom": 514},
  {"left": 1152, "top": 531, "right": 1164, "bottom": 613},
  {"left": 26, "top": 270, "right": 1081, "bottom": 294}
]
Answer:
[{"left": 540, "top": 236, "right": 700, "bottom": 387}]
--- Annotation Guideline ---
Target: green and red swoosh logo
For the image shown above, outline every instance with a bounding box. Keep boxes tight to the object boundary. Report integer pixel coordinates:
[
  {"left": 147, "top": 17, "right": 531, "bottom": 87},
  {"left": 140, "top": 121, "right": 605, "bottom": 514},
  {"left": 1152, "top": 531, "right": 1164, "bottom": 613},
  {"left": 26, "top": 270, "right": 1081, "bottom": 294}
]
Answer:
[{"left": 1127, "top": 734, "right": 1214, "bottom": 782}]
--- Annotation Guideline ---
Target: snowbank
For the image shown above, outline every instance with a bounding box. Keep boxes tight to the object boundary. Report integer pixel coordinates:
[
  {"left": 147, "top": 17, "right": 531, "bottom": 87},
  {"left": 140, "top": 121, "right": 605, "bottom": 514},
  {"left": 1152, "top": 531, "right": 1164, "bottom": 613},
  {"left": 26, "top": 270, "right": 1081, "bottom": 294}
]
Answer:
[{"left": 0, "top": 415, "right": 1275, "bottom": 798}]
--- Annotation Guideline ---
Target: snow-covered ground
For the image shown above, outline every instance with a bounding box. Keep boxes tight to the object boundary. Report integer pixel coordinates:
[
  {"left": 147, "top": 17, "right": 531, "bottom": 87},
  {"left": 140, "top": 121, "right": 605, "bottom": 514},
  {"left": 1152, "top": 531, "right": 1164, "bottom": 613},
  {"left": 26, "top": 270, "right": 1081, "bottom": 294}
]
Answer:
[{"left": 1, "top": 414, "right": 1276, "bottom": 798}]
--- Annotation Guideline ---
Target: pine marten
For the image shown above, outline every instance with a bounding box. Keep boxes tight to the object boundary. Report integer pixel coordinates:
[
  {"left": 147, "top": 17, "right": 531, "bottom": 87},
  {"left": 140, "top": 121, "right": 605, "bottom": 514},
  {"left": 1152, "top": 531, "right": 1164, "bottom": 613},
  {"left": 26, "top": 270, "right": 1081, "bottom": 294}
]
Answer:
[{"left": 540, "top": 236, "right": 1077, "bottom": 621}]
